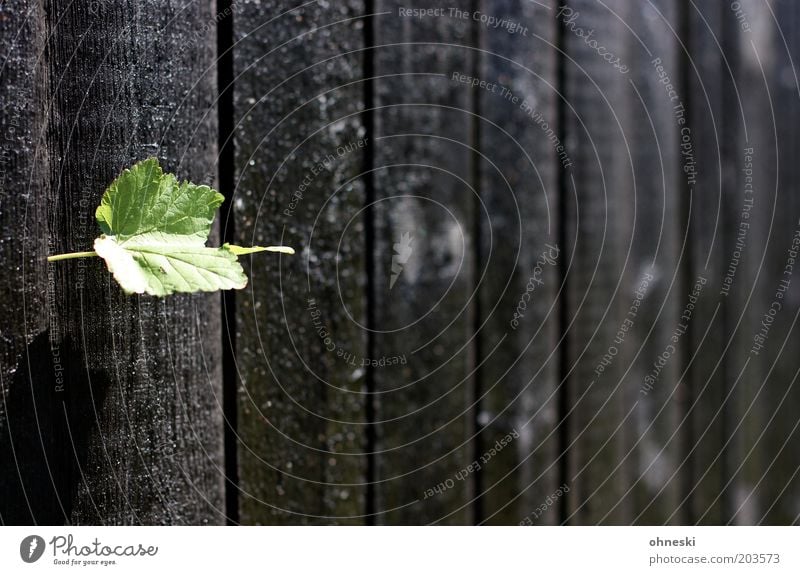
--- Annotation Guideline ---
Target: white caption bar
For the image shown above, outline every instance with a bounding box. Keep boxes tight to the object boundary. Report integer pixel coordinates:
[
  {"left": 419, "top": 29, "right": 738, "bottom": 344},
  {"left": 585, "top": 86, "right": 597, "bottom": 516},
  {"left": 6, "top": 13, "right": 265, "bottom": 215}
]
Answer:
[{"left": 1, "top": 526, "right": 797, "bottom": 574}]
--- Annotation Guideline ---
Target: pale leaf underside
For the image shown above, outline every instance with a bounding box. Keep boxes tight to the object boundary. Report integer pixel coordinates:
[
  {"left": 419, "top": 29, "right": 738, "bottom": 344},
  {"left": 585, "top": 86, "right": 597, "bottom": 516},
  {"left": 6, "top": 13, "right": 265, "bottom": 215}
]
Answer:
[{"left": 90, "top": 158, "right": 292, "bottom": 296}]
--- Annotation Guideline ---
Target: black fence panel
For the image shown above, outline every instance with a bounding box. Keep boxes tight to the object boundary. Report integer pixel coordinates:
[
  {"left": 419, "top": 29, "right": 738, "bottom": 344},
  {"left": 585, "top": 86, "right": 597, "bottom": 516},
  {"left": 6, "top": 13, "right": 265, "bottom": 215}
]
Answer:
[{"left": 1, "top": 0, "right": 798, "bottom": 526}]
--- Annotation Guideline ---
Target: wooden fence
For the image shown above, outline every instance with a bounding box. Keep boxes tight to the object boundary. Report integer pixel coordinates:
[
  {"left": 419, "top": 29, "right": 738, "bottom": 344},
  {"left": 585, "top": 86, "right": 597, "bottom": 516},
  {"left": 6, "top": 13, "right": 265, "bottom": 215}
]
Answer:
[{"left": 1, "top": 0, "right": 799, "bottom": 525}]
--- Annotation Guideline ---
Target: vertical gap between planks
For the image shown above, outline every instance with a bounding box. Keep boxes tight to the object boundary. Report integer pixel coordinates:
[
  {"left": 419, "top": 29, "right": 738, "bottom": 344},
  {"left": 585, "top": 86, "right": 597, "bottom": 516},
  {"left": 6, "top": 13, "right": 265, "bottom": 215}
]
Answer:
[
  {"left": 555, "top": 0, "right": 571, "bottom": 526},
  {"left": 470, "top": 0, "right": 484, "bottom": 526},
  {"left": 363, "top": 0, "right": 377, "bottom": 526},
  {"left": 678, "top": 0, "right": 694, "bottom": 525},
  {"left": 718, "top": 2, "right": 737, "bottom": 525},
  {"left": 217, "top": 0, "right": 239, "bottom": 526}
]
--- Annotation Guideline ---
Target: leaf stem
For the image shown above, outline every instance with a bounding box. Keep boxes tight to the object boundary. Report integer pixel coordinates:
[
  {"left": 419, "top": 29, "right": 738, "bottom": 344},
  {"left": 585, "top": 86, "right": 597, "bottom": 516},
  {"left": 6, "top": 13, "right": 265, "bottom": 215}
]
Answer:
[{"left": 47, "top": 251, "right": 98, "bottom": 262}]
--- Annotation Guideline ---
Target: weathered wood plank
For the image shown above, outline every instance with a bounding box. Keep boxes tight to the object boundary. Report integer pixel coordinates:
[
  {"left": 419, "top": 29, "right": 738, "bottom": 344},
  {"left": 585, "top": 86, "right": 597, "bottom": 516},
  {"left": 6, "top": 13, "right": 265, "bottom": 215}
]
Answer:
[
  {"left": 727, "top": 0, "right": 800, "bottom": 525},
  {"left": 759, "top": 0, "right": 800, "bottom": 525},
  {"left": 372, "top": 0, "right": 475, "bottom": 524},
  {"left": 475, "top": 0, "right": 561, "bottom": 525},
  {"left": 681, "top": 1, "right": 737, "bottom": 525},
  {"left": 713, "top": 0, "right": 772, "bottom": 527},
  {"left": 0, "top": 0, "right": 54, "bottom": 524},
  {"left": 755, "top": 0, "right": 800, "bottom": 524},
  {"left": 561, "top": 0, "right": 635, "bottom": 524},
  {"left": 620, "top": 0, "right": 683, "bottom": 525},
  {"left": 40, "top": 0, "right": 222, "bottom": 524},
  {"left": 232, "top": 0, "right": 368, "bottom": 524}
]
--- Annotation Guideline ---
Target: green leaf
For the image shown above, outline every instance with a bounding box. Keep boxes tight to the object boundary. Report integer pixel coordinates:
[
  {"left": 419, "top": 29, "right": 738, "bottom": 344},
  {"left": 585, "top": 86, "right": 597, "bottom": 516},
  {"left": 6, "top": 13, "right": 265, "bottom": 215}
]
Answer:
[
  {"left": 86, "top": 158, "right": 292, "bottom": 296},
  {"left": 96, "top": 158, "right": 224, "bottom": 241},
  {"left": 94, "top": 236, "right": 248, "bottom": 296}
]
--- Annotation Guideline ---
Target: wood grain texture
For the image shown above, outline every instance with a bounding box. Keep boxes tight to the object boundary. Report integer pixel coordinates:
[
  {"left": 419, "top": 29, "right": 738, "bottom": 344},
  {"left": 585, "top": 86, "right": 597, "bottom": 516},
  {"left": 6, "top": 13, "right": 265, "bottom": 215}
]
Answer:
[
  {"left": 371, "top": 0, "right": 476, "bottom": 524},
  {"left": 231, "top": 0, "right": 367, "bottom": 525},
  {"left": 683, "top": 1, "right": 734, "bottom": 525},
  {"left": 0, "top": 0, "right": 224, "bottom": 525},
  {"left": 0, "top": 0, "right": 53, "bottom": 525},
  {"left": 475, "top": 0, "right": 561, "bottom": 525},
  {"left": 715, "top": 0, "right": 771, "bottom": 527},
  {"left": 727, "top": 0, "right": 800, "bottom": 525},
  {"left": 561, "top": 0, "right": 635, "bottom": 525},
  {"left": 756, "top": 0, "right": 800, "bottom": 525},
  {"left": 2, "top": 0, "right": 800, "bottom": 528},
  {"left": 621, "top": 0, "right": 683, "bottom": 525}
]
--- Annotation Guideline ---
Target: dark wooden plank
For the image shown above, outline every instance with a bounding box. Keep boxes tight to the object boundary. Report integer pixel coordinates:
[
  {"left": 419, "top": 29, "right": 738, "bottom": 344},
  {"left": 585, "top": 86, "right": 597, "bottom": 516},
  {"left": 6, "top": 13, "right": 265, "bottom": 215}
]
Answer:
[
  {"left": 232, "top": 0, "right": 367, "bottom": 524},
  {"left": 620, "top": 0, "right": 683, "bottom": 525},
  {"left": 372, "top": 0, "right": 476, "bottom": 524},
  {"left": 756, "top": 0, "right": 800, "bottom": 525},
  {"left": 561, "top": 0, "right": 636, "bottom": 524},
  {"left": 681, "top": 1, "right": 740, "bottom": 525},
  {"left": 725, "top": 0, "right": 800, "bottom": 525},
  {"left": 0, "top": 0, "right": 54, "bottom": 524},
  {"left": 714, "top": 0, "right": 773, "bottom": 527},
  {"left": 40, "top": 0, "right": 223, "bottom": 524},
  {"left": 475, "top": 0, "right": 561, "bottom": 525},
  {"left": 682, "top": 0, "right": 800, "bottom": 526},
  {"left": 755, "top": 0, "right": 800, "bottom": 525}
]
